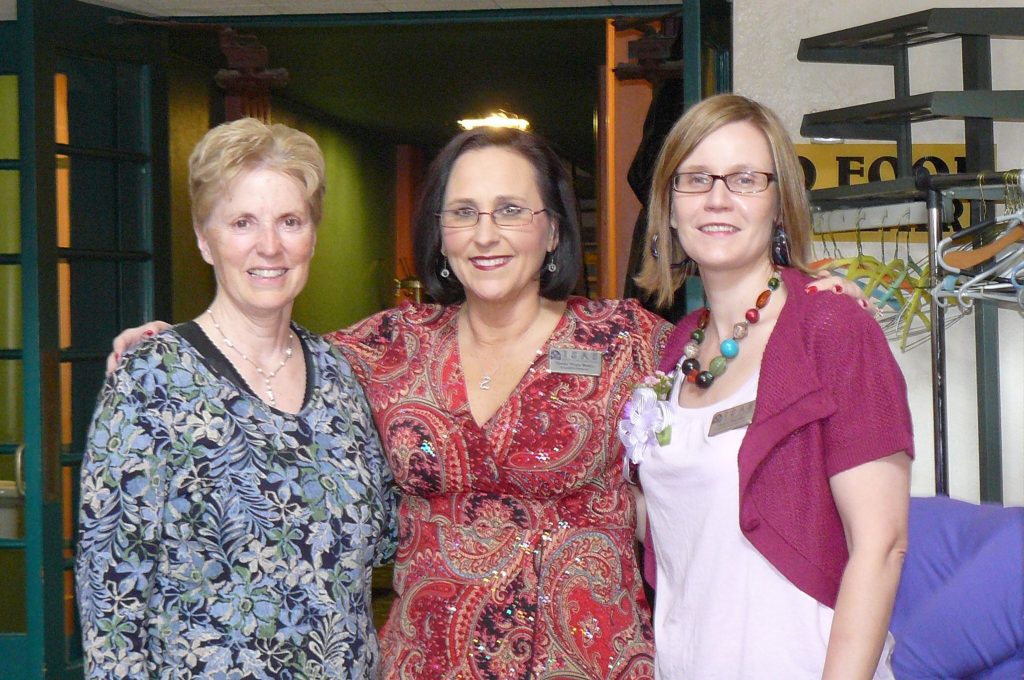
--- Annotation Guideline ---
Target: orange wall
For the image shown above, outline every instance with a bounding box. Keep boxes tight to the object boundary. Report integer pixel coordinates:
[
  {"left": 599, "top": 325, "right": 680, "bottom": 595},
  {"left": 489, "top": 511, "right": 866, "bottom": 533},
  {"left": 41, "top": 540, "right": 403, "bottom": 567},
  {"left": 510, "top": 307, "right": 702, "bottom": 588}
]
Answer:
[
  {"left": 600, "top": 21, "right": 654, "bottom": 299},
  {"left": 393, "top": 144, "right": 423, "bottom": 302}
]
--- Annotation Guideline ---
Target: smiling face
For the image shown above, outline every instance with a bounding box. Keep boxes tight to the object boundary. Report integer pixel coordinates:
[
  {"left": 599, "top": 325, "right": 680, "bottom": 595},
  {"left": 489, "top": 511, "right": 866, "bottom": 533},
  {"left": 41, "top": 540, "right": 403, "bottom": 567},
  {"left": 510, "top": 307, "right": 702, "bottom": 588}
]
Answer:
[
  {"left": 440, "top": 146, "right": 557, "bottom": 306},
  {"left": 671, "top": 120, "right": 779, "bottom": 277},
  {"left": 196, "top": 166, "right": 316, "bottom": 319}
]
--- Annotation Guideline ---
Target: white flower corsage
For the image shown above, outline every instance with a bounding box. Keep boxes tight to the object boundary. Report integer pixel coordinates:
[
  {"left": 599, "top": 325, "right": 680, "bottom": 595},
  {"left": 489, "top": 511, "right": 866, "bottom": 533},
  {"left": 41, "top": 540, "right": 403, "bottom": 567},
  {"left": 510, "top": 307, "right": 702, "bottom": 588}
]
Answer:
[{"left": 618, "top": 370, "right": 675, "bottom": 477}]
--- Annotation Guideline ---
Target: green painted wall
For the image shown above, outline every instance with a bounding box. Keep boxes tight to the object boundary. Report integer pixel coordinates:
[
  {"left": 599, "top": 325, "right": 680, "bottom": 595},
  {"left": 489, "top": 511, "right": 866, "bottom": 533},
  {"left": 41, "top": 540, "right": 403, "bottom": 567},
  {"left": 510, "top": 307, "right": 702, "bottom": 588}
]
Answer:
[
  {"left": 167, "top": 56, "right": 217, "bottom": 325},
  {"left": 167, "top": 55, "right": 396, "bottom": 334},
  {"left": 272, "top": 109, "right": 396, "bottom": 334}
]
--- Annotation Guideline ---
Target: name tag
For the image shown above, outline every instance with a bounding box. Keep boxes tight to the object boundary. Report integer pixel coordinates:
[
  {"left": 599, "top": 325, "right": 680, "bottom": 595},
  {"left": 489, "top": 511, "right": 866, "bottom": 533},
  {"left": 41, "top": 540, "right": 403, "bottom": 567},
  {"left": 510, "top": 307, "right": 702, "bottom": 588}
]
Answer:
[
  {"left": 548, "top": 348, "right": 602, "bottom": 376},
  {"left": 708, "top": 400, "right": 755, "bottom": 437}
]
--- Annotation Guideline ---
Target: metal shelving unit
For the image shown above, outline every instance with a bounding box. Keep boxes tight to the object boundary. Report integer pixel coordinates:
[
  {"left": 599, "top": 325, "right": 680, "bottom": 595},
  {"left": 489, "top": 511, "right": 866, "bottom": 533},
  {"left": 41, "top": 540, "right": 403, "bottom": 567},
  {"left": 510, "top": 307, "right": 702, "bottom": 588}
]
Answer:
[
  {"left": 798, "top": 8, "right": 1024, "bottom": 177},
  {"left": 798, "top": 8, "right": 1024, "bottom": 502}
]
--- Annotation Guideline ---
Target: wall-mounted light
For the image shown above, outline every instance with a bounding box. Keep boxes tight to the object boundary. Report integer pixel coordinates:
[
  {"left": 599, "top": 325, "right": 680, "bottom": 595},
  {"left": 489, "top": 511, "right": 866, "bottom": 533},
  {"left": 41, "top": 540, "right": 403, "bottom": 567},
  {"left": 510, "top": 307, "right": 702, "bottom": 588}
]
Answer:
[{"left": 458, "top": 110, "right": 530, "bottom": 131}]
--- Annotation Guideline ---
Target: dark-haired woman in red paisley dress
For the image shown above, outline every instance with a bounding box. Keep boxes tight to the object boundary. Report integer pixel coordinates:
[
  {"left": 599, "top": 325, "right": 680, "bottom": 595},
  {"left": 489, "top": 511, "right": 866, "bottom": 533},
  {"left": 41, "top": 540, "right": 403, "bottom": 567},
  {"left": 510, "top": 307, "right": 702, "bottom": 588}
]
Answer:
[
  {"left": 330, "top": 296, "right": 668, "bottom": 679},
  {"left": 325, "top": 127, "right": 670, "bottom": 678}
]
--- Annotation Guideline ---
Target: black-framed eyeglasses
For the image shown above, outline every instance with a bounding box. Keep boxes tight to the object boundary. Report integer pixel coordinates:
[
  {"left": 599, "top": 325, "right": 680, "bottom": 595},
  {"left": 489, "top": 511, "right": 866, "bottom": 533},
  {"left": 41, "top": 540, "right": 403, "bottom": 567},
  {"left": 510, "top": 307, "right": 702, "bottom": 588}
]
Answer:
[
  {"left": 437, "top": 206, "right": 548, "bottom": 229},
  {"left": 672, "top": 171, "right": 775, "bottom": 195}
]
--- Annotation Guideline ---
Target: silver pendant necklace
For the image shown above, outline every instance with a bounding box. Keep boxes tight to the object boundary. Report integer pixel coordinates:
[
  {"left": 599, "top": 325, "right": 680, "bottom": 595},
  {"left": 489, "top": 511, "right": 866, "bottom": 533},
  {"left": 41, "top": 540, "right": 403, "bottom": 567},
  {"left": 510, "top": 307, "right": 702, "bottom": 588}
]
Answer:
[
  {"left": 206, "top": 309, "right": 294, "bottom": 406},
  {"left": 478, "top": 349, "right": 544, "bottom": 390},
  {"left": 462, "top": 306, "right": 548, "bottom": 392},
  {"left": 479, "top": 371, "right": 495, "bottom": 390}
]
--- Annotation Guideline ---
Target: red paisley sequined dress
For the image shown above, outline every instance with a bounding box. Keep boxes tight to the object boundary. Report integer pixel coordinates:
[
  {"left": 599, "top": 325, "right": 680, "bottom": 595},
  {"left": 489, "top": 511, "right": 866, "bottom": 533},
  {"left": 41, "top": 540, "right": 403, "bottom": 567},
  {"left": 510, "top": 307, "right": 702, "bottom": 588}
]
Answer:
[{"left": 328, "top": 296, "right": 671, "bottom": 679}]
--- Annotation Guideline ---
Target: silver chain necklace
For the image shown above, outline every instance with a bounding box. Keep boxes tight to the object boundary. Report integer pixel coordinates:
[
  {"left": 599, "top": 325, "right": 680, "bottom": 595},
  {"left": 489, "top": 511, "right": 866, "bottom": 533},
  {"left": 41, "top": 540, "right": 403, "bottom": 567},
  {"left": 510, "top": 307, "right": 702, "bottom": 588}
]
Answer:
[
  {"left": 206, "top": 309, "right": 294, "bottom": 406},
  {"left": 478, "top": 347, "right": 545, "bottom": 390},
  {"left": 462, "top": 311, "right": 547, "bottom": 391}
]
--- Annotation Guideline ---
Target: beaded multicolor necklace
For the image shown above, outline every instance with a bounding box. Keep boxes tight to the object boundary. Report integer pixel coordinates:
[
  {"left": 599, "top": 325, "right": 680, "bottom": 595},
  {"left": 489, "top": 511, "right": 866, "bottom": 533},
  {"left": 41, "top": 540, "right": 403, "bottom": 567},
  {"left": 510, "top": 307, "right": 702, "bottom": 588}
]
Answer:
[{"left": 679, "top": 270, "right": 781, "bottom": 389}]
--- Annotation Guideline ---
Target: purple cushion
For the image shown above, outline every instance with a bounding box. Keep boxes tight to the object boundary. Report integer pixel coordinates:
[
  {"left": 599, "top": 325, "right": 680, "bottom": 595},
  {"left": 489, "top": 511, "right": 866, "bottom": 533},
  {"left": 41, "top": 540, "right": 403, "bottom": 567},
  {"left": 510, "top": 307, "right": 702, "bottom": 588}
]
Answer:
[{"left": 891, "top": 496, "right": 1024, "bottom": 679}]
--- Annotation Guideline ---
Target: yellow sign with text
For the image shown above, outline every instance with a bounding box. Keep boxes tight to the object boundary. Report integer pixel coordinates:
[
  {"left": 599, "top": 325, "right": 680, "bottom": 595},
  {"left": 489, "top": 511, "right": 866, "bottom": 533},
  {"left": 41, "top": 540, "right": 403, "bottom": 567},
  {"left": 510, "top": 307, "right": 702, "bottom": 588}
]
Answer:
[{"left": 795, "top": 143, "right": 966, "bottom": 190}]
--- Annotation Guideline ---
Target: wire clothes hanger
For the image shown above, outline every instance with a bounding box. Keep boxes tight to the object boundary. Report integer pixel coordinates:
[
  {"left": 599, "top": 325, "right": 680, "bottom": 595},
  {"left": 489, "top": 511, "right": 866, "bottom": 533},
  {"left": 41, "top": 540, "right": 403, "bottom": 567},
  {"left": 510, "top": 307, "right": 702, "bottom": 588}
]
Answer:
[
  {"left": 934, "top": 233, "right": 1024, "bottom": 310},
  {"left": 937, "top": 246, "right": 1024, "bottom": 309},
  {"left": 932, "top": 171, "right": 1024, "bottom": 313},
  {"left": 878, "top": 211, "right": 939, "bottom": 350},
  {"left": 938, "top": 171, "right": 1024, "bottom": 272},
  {"left": 1013, "top": 261, "right": 1024, "bottom": 309},
  {"left": 939, "top": 212, "right": 1024, "bottom": 271}
]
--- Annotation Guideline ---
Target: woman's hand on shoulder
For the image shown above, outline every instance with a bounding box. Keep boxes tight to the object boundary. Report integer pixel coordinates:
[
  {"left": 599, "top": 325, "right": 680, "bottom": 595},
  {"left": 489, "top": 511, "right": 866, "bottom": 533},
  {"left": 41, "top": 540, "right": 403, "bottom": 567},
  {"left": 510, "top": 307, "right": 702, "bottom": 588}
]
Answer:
[
  {"left": 106, "top": 321, "right": 172, "bottom": 374},
  {"left": 804, "top": 271, "right": 879, "bottom": 317}
]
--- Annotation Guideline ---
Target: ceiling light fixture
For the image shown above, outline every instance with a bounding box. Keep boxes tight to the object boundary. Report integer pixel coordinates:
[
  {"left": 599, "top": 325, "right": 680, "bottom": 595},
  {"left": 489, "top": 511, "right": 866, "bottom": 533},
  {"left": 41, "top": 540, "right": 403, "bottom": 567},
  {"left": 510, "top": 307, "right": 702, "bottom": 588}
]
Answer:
[{"left": 458, "top": 110, "right": 530, "bottom": 131}]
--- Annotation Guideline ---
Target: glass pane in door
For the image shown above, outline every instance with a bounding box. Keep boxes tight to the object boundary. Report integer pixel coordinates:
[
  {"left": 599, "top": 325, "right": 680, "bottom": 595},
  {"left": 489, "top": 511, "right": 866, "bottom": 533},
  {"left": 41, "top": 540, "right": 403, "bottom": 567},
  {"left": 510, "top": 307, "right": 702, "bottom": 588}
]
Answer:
[
  {"left": 0, "top": 71, "right": 25, "bottom": 638},
  {"left": 0, "top": 548, "right": 26, "bottom": 633},
  {"left": 58, "top": 51, "right": 153, "bottom": 673},
  {"left": 0, "top": 75, "right": 16, "bottom": 158},
  {"left": 0, "top": 170, "right": 19, "bottom": 253}
]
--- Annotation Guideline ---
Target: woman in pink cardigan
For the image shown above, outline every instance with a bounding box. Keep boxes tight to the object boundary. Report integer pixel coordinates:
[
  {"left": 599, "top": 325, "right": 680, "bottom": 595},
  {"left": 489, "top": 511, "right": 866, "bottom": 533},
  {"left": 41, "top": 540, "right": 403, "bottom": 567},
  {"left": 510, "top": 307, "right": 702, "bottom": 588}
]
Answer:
[{"left": 621, "top": 94, "right": 914, "bottom": 679}]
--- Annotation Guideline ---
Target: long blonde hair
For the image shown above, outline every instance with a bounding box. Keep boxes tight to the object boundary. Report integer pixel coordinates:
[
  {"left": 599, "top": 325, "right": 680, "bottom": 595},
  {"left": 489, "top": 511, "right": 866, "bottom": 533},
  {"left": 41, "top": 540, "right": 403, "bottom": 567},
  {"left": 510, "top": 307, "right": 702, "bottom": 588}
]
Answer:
[{"left": 634, "top": 94, "right": 814, "bottom": 309}]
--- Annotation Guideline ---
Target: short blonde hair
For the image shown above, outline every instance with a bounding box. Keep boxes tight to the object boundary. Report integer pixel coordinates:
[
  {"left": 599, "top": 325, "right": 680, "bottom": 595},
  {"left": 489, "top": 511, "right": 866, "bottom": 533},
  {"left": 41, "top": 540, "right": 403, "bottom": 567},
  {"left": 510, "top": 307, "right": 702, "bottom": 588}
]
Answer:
[
  {"left": 189, "top": 118, "right": 326, "bottom": 228},
  {"left": 635, "top": 94, "right": 814, "bottom": 309}
]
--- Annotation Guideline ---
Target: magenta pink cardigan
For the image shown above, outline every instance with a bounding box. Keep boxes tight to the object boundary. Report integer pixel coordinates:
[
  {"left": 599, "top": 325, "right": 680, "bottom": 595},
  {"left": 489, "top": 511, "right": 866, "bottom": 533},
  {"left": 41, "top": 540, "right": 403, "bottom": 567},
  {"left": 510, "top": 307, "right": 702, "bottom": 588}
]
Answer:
[{"left": 642, "top": 267, "right": 914, "bottom": 608}]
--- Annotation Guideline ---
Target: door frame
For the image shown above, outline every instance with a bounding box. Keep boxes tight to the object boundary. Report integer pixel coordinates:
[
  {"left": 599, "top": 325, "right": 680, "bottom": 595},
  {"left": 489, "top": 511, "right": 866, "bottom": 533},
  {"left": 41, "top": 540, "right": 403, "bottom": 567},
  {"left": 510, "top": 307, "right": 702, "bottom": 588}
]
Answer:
[
  {"left": 180, "top": 1, "right": 709, "bottom": 300},
  {"left": 2, "top": 1, "right": 169, "bottom": 677}
]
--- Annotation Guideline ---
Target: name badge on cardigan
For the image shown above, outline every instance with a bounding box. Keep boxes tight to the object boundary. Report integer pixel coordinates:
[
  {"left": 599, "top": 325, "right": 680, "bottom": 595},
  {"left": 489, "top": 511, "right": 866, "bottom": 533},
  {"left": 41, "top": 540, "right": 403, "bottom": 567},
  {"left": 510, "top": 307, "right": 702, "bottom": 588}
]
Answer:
[
  {"left": 708, "top": 400, "right": 755, "bottom": 437},
  {"left": 548, "top": 348, "right": 602, "bottom": 376}
]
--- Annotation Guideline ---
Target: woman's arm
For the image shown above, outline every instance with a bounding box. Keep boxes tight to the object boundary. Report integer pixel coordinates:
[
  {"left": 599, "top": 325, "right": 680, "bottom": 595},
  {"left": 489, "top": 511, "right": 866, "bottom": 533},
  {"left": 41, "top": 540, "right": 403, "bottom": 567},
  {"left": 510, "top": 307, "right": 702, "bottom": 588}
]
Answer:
[
  {"left": 822, "top": 451, "right": 911, "bottom": 680},
  {"left": 76, "top": 363, "right": 170, "bottom": 679},
  {"left": 628, "top": 484, "right": 647, "bottom": 543}
]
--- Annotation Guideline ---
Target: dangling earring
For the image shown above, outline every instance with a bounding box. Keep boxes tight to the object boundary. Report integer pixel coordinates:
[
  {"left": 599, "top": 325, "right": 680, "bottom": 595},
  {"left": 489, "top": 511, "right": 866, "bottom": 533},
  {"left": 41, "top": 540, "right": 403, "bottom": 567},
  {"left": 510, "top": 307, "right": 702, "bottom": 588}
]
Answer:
[
  {"left": 440, "top": 257, "right": 451, "bottom": 279},
  {"left": 651, "top": 232, "right": 688, "bottom": 269},
  {"left": 771, "top": 224, "right": 791, "bottom": 267},
  {"left": 545, "top": 228, "right": 558, "bottom": 273}
]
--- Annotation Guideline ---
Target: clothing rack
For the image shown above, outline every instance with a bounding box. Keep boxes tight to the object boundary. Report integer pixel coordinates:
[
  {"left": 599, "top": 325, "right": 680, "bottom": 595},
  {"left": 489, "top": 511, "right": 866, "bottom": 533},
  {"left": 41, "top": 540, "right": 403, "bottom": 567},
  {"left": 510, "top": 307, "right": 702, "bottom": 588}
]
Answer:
[
  {"left": 810, "top": 171, "right": 1022, "bottom": 501},
  {"left": 799, "top": 8, "right": 1024, "bottom": 502},
  {"left": 921, "top": 170, "right": 1021, "bottom": 495}
]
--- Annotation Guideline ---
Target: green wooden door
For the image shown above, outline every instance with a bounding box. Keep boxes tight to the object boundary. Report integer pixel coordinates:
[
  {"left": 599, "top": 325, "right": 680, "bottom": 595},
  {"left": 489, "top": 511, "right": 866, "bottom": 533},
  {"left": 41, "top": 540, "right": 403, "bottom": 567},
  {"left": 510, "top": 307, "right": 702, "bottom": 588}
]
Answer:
[{"left": 0, "top": 1, "right": 168, "bottom": 677}]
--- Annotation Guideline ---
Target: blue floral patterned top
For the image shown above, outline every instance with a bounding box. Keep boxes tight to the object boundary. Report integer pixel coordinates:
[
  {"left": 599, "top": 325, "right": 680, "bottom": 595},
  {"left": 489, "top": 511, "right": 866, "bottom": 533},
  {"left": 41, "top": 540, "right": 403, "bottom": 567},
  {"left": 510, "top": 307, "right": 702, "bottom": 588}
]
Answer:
[{"left": 76, "top": 322, "right": 398, "bottom": 680}]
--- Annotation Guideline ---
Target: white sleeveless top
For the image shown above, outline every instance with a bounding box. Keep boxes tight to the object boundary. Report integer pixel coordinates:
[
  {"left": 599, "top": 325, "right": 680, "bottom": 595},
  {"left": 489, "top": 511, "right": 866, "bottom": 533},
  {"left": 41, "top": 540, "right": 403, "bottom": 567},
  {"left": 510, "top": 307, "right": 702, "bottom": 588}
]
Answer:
[{"left": 638, "top": 372, "right": 894, "bottom": 679}]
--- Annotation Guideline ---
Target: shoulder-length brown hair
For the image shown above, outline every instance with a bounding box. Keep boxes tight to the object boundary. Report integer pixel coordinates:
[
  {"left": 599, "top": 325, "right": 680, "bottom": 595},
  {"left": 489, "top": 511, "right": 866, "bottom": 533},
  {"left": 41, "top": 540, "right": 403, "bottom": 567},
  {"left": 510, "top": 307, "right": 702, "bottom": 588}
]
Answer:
[
  {"left": 413, "top": 127, "right": 583, "bottom": 304},
  {"left": 635, "top": 94, "right": 814, "bottom": 309}
]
